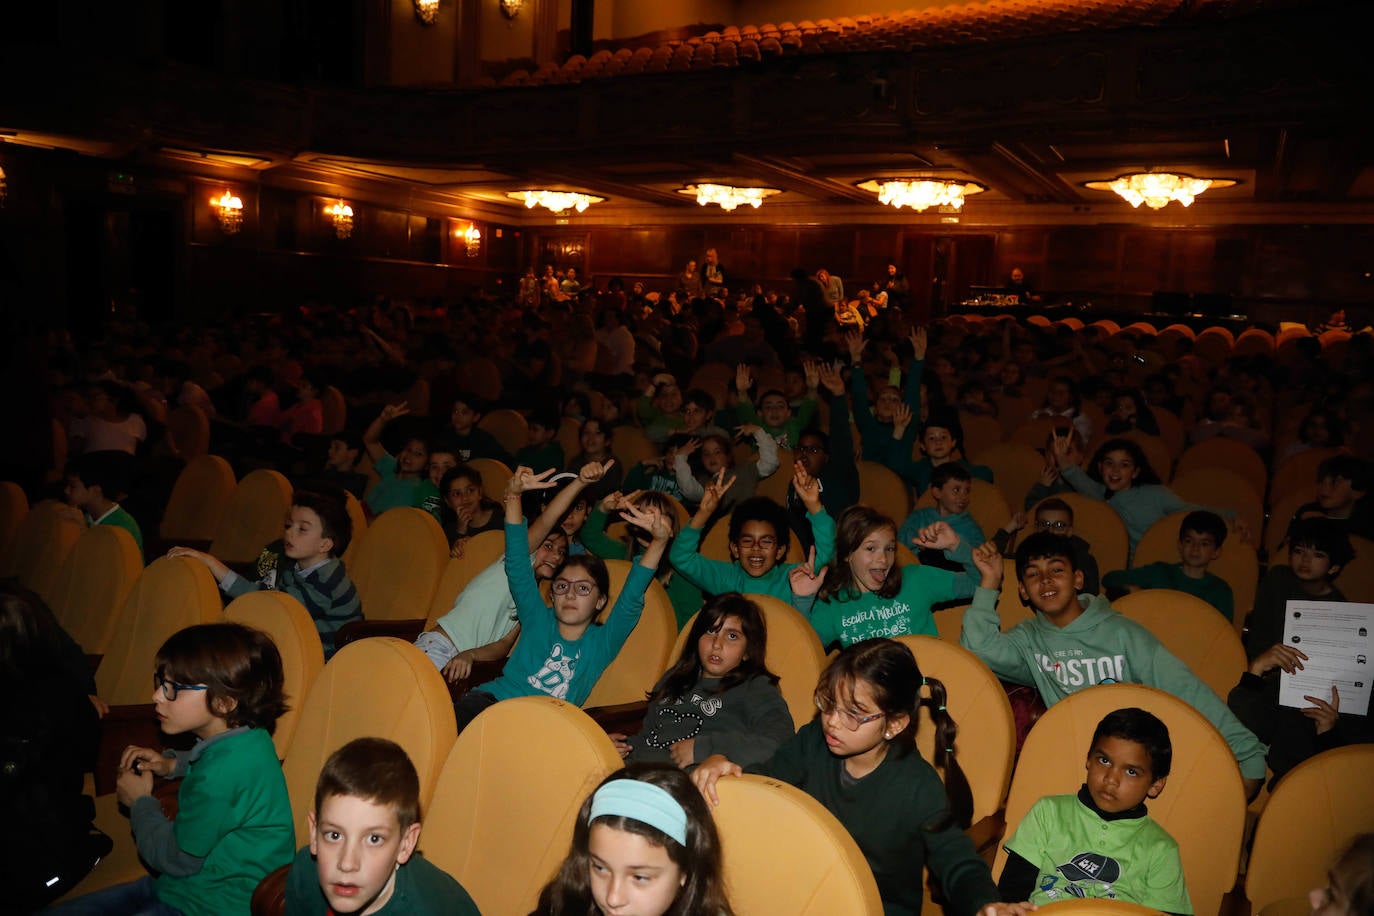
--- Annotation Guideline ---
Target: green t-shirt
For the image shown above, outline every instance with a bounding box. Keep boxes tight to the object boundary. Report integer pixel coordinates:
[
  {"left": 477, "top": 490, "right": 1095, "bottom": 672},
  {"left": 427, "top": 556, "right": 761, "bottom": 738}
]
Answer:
[
  {"left": 284, "top": 843, "right": 481, "bottom": 915},
  {"left": 90, "top": 503, "right": 143, "bottom": 555},
  {"left": 1004, "top": 792, "right": 1192, "bottom": 913},
  {"left": 155, "top": 728, "right": 295, "bottom": 916},
  {"left": 366, "top": 453, "right": 427, "bottom": 515},
  {"left": 1102, "top": 561, "right": 1234, "bottom": 621}
]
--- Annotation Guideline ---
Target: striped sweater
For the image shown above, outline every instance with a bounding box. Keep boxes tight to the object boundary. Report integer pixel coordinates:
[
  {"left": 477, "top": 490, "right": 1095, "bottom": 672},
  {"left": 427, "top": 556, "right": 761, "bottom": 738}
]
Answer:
[{"left": 224, "top": 558, "right": 362, "bottom": 659}]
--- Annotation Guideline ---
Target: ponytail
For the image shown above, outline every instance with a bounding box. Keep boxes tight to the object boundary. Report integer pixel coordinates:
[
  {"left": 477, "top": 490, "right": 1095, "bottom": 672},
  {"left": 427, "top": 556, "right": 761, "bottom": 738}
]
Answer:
[{"left": 919, "top": 675, "right": 973, "bottom": 831}]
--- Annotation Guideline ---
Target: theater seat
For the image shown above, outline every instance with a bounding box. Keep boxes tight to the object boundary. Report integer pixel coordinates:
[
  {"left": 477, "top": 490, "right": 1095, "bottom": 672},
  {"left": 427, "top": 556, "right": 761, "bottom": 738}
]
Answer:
[
  {"left": 224, "top": 590, "right": 326, "bottom": 757},
  {"left": 1114, "top": 589, "right": 1246, "bottom": 700},
  {"left": 0, "top": 479, "right": 29, "bottom": 568},
  {"left": 477, "top": 408, "right": 529, "bottom": 456},
  {"left": 583, "top": 565, "right": 677, "bottom": 708},
  {"left": 348, "top": 507, "right": 448, "bottom": 622},
  {"left": 159, "top": 454, "right": 236, "bottom": 543},
  {"left": 426, "top": 528, "right": 506, "bottom": 628},
  {"left": 1031, "top": 493, "right": 1129, "bottom": 576},
  {"left": 49, "top": 525, "right": 144, "bottom": 656},
  {"left": 465, "top": 457, "right": 513, "bottom": 502},
  {"left": 2, "top": 500, "right": 82, "bottom": 607},
  {"left": 166, "top": 404, "right": 210, "bottom": 460},
  {"left": 422, "top": 696, "right": 623, "bottom": 915},
  {"left": 210, "top": 468, "right": 293, "bottom": 565},
  {"left": 1131, "top": 510, "right": 1259, "bottom": 632}
]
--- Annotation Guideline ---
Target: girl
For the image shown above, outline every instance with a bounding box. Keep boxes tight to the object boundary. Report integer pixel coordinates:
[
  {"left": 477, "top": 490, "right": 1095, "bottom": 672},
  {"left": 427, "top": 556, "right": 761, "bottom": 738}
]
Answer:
[
  {"left": 362, "top": 401, "right": 430, "bottom": 515},
  {"left": 692, "top": 639, "right": 1028, "bottom": 916},
  {"left": 71, "top": 380, "right": 148, "bottom": 456},
  {"left": 673, "top": 428, "right": 778, "bottom": 514},
  {"left": 612, "top": 593, "right": 794, "bottom": 770},
  {"left": 48, "top": 624, "right": 294, "bottom": 916},
  {"left": 1104, "top": 387, "right": 1159, "bottom": 436},
  {"left": 1030, "top": 375, "right": 1092, "bottom": 444},
  {"left": 451, "top": 462, "right": 667, "bottom": 733},
  {"left": 792, "top": 506, "right": 978, "bottom": 648},
  {"left": 1311, "top": 833, "right": 1374, "bottom": 916},
  {"left": 535, "top": 763, "right": 734, "bottom": 916},
  {"left": 1054, "top": 436, "right": 1240, "bottom": 553},
  {"left": 582, "top": 488, "right": 702, "bottom": 628},
  {"left": 439, "top": 463, "right": 502, "bottom": 552},
  {"left": 568, "top": 418, "right": 626, "bottom": 504}
]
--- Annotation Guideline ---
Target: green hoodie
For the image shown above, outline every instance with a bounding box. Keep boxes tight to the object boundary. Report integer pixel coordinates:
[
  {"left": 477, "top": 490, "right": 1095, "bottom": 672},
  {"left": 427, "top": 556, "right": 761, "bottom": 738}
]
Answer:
[{"left": 959, "top": 586, "right": 1266, "bottom": 780}]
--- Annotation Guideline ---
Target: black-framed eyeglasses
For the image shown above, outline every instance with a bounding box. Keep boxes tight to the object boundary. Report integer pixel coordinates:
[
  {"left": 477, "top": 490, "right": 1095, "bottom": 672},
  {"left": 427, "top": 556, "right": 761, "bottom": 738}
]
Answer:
[
  {"left": 796, "top": 445, "right": 826, "bottom": 455},
  {"left": 154, "top": 673, "right": 209, "bottom": 702},
  {"left": 1035, "top": 520, "right": 1071, "bottom": 531},
  {"left": 551, "top": 579, "right": 596, "bottom": 597}
]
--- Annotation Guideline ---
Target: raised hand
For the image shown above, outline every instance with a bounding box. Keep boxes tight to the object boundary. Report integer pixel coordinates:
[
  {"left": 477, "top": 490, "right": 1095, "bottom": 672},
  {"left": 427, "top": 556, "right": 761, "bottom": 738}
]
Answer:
[
  {"left": 698, "top": 469, "right": 737, "bottom": 517},
  {"left": 678, "top": 437, "right": 702, "bottom": 457},
  {"left": 892, "top": 402, "right": 913, "bottom": 440},
  {"left": 736, "top": 423, "right": 763, "bottom": 439},
  {"left": 803, "top": 359, "right": 820, "bottom": 391},
  {"left": 970, "top": 542, "right": 1004, "bottom": 589},
  {"left": 507, "top": 466, "right": 557, "bottom": 496},
  {"left": 1001, "top": 511, "right": 1028, "bottom": 535},
  {"left": 379, "top": 401, "right": 410, "bottom": 423},
  {"left": 914, "top": 520, "right": 960, "bottom": 552},
  {"left": 817, "top": 360, "right": 846, "bottom": 396},
  {"left": 735, "top": 363, "right": 754, "bottom": 398},
  {"left": 792, "top": 461, "right": 822, "bottom": 512},
  {"left": 788, "top": 546, "right": 829, "bottom": 597},
  {"left": 579, "top": 459, "right": 616, "bottom": 484},
  {"left": 601, "top": 489, "right": 643, "bottom": 514},
  {"left": 1051, "top": 432, "right": 1075, "bottom": 469},
  {"left": 622, "top": 504, "right": 671, "bottom": 542},
  {"left": 909, "top": 327, "right": 928, "bottom": 360},
  {"left": 845, "top": 329, "right": 866, "bottom": 363}
]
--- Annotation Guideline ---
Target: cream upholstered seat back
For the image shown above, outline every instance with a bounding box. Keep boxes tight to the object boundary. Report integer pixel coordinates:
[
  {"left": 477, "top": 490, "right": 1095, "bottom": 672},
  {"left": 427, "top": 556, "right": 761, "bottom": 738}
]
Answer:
[
  {"left": 159, "top": 454, "right": 236, "bottom": 541},
  {"left": 95, "top": 556, "right": 223, "bottom": 705},
  {"left": 996, "top": 683, "right": 1247, "bottom": 916},
  {"left": 711, "top": 774, "right": 883, "bottom": 915},
  {"left": 426, "top": 528, "right": 506, "bottom": 627},
  {"left": 224, "top": 590, "right": 326, "bottom": 758},
  {"left": 210, "top": 468, "right": 293, "bottom": 564},
  {"left": 422, "top": 696, "right": 623, "bottom": 916},
  {"left": 49, "top": 525, "right": 144, "bottom": 655},
  {"left": 584, "top": 562, "right": 677, "bottom": 707},
  {"left": 858, "top": 460, "right": 911, "bottom": 518},
  {"left": 3, "top": 500, "right": 83, "bottom": 606},
  {"left": 280, "top": 637, "right": 456, "bottom": 845},
  {"left": 1246, "top": 745, "right": 1374, "bottom": 916},
  {"left": 896, "top": 635, "right": 1015, "bottom": 822},
  {"left": 348, "top": 507, "right": 449, "bottom": 621},
  {"left": 1113, "top": 589, "right": 1246, "bottom": 700},
  {"left": 0, "top": 480, "right": 30, "bottom": 569}
]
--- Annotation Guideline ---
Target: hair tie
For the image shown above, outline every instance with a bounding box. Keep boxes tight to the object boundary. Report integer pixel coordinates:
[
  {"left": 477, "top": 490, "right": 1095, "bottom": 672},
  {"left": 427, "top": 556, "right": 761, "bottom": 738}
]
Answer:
[
  {"left": 945, "top": 746, "right": 954, "bottom": 754},
  {"left": 921, "top": 677, "right": 928, "bottom": 686},
  {"left": 590, "top": 779, "right": 688, "bottom": 847},
  {"left": 938, "top": 705, "right": 946, "bottom": 711}
]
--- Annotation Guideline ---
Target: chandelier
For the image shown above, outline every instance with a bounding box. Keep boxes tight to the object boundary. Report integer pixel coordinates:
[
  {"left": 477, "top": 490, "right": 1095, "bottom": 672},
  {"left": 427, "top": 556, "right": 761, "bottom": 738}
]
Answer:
[
  {"left": 499, "top": 0, "right": 523, "bottom": 17},
  {"left": 678, "top": 183, "right": 781, "bottom": 211},
  {"left": 507, "top": 190, "right": 604, "bottom": 214},
  {"left": 327, "top": 199, "right": 354, "bottom": 238},
  {"left": 858, "top": 178, "right": 985, "bottom": 212},
  {"left": 211, "top": 189, "right": 243, "bottom": 234},
  {"left": 1084, "top": 172, "right": 1236, "bottom": 209},
  {"left": 414, "top": 0, "right": 439, "bottom": 25}
]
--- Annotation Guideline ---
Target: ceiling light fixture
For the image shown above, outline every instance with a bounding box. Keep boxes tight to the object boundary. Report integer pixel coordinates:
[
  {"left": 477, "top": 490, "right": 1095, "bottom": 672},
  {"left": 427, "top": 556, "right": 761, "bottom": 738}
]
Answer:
[
  {"left": 462, "top": 222, "right": 481, "bottom": 257},
  {"left": 327, "top": 199, "right": 354, "bottom": 238},
  {"left": 211, "top": 189, "right": 243, "bottom": 234},
  {"left": 678, "top": 183, "right": 781, "bottom": 211},
  {"left": 499, "top": 0, "right": 524, "bottom": 18},
  {"left": 507, "top": 190, "right": 604, "bottom": 214},
  {"left": 858, "top": 178, "right": 985, "bottom": 212},
  {"left": 1083, "top": 172, "right": 1237, "bottom": 209},
  {"left": 414, "top": 0, "right": 439, "bottom": 25}
]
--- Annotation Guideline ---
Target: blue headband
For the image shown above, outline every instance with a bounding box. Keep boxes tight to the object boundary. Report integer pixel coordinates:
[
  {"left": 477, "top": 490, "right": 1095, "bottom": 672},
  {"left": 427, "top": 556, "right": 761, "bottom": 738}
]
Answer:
[{"left": 589, "top": 779, "right": 688, "bottom": 847}]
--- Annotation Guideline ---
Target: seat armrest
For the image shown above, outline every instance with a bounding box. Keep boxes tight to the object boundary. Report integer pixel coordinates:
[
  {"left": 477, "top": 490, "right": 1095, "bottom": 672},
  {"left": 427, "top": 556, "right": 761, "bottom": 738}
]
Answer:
[
  {"left": 251, "top": 863, "right": 292, "bottom": 916},
  {"left": 95, "top": 704, "right": 193, "bottom": 796},
  {"left": 444, "top": 658, "right": 507, "bottom": 704},
  {"left": 335, "top": 618, "right": 427, "bottom": 650},
  {"left": 584, "top": 701, "right": 650, "bottom": 736}
]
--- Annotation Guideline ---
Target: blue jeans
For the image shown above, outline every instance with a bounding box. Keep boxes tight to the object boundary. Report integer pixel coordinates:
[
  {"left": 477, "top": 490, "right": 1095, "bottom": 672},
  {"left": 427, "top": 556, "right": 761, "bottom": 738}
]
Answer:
[{"left": 43, "top": 876, "right": 184, "bottom": 916}]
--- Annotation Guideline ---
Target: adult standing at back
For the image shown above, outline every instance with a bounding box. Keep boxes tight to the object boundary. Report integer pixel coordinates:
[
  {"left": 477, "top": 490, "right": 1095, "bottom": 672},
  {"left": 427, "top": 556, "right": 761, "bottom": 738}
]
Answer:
[{"left": 702, "top": 248, "right": 727, "bottom": 299}]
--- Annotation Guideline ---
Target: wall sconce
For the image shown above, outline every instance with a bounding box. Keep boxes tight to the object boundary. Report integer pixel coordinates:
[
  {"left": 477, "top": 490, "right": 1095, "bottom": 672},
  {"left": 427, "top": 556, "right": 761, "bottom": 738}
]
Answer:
[
  {"left": 414, "top": 0, "right": 439, "bottom": 25},
  {"left": 327, "top": 199, "right": 354, "bottom": 239},
  {"left": 499, "top": 0, "right": 524, "bottom": 18},
  {"left": 462, "top": 223, "right": 481, "bottom": 258},
  {"left": 211, "top": 189, "right": 244, "bottom": 234},
  {"left": 0, "top": 165, "right": 7, "bottom": 208}
]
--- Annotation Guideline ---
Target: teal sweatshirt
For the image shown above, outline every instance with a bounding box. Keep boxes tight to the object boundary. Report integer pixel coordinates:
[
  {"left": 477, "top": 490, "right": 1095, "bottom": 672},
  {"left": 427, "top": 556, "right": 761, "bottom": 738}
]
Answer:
[
  {"left": 1061, "top": 465, "right": 1227, "bottom": 553},
  {"left": 1103, "top": 562, "right": 1234, "bottom": 621},
  {"left": 669, "top": 509, "right": 835, "bottom": 603},
  {"left": 959, "top": 587, "right": 1266, "bottom": 779}
]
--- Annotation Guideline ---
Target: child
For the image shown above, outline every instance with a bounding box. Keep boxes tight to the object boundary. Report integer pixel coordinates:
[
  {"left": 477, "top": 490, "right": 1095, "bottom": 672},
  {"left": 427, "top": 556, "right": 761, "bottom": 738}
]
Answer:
[
  {"left": 673, "top": 427, "right": 779, "bottom": 514},
  {"left": 315, "top": 430, "right": 368, "bottom": 499},
  {"left": 638, "top": 373, "right": 686, "bottom": 444},
  {"left": 623, "top": 433, "right": 688, "bottom": 501},
  {"left": 898, "top": 463, "right": 985, "bottom": 571},
  {"left": 997, "top": 708, "right": 1192, "bottom": 914},
  {"left": 993, "top": 498, "right": 1101, "bottom": 596},
  {"left": 49, "top": 624, "right": 294, "bottom": 915},
  {"left": 512, "top": 407, "right": 565, "bottom": 474},
  {"left": 362, "top": 402, "right": 429, "bottom": 515},
  {"left": 1030, "top": 375, "right": 1092, "bottom": 443},
  {"left": 693, "top": 638, "right": 1029, "bottom": 916},
  {"left": 62, "top": 450, "right": 144, "bottom": 555},
  {"left": 612, "top": 593, "right": 794, "bottom": 770},
  {"left": 416, "top": 473, "right": 590, "bottom": 683},
  {"left": 582, "top": 488, "right": 702, "bottom": 629},
  {"left": 568, "top": 418, "right": 626, "bottom": 505},
  {"left": 285, "top": 737, "right": 479, "bottom": 914},
  {"left": 1103, "top": 510, "right": 1234, "bottom": 620},
  {"left": 446, "top": 395, "right": 513, "bottom": 465},
  {"left": 415, "top": 441, "right": 459, "bottom": 522},
  {"left": 534, "top": 763, "right": 735, "bottom": 916},
  {"left": 959, "top": 532, "right": 1267, "bottom": 795},
  {"left": 170, "top": 490, "right": 362, "bottom": 659},
  {"left": 890, "top": 406, "right": 995, "bottom": 497},
  {"left": 791, "top": 507, "right": 977, "bottom": 648},
  {"left": 669, "top": 465, "right": 835, "bottom": 605},
  {"left": 1286, "top": 455, "right": 1373, "bottom": 543},
  {"left": 735, "top": 364, "right": 816, "bottom": 451},
  {"left": 847, "top": 327, "right": 926, "bottom": 462},
  {"left": 1023, "top": 427, "right": 1085, "bottom": 509},
  {"left": 785, "top": 361, "right": 861, "bottom": 545},
  {"left": 1310, "top": 833, "right": 1374, "bottom": 916},
  {"left": 1228, "top": 518, "right": 1369, "bottom": 784},
  {"left": 451, "top": 462, "right": 666, "bottom": 732},
  {"left": 1055, "top": 436, "right": 1239, "bottom": 556},
  {"left": 436, "top": 464, "right": 502, "bottom": 552}
]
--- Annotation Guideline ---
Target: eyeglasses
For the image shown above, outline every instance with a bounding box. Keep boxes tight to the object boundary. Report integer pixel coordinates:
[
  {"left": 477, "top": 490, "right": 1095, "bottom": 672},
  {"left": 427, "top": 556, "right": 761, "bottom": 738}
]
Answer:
[
  {"left": 796, "top": 445, "right": 826, "bottom": 455},
  {"left": 1035, "top": 520, "right": 1071, "bottom": 532},
  {"left": 551, "top": 579, "right": 597, "bottom": 597},
  {"left": 815, "top": 697, "right": 885, "bottom": 731},
  {"left": 154, "top": 673, "right": 208, "bottom": 702},
  {"left": 735, "top": 536, "right": 778, "bottom": 549}
]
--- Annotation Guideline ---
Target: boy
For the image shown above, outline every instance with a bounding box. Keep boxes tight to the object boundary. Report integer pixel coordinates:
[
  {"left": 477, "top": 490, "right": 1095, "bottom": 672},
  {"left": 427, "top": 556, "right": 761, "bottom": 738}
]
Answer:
[
  {"left": 363, "top": 402, "right": 429, "bottom": 515},
  {"left": 1103, "top": 510, "right": 1234, "bottom": 620},
  {"left": 622, "top": 432, "right": 688, "bottom": 501},
  {"left": 785, "top": 362, "right": 860, "bottom": 548},
  {"left": 735, "top": 363, "right": 816, "bottom": 450},
  {"left": 62, "top": 451, "right": 143, "bottom": 555},
  {"left": 889, "top": 407, "right": 995, "bottom": 496},
  {"left": 1228, "top": 518, "right": 1369, "bottom": 784},
  {"left": 170, "top": 490, "right": 362, "bottom": 659},
  {"left": 998, "top": 708, "right": 1192, "bottom": 914},
  {"left": 959, "top": 530, "right": 1267, "bottom": 795},
  {"left": 670, "top": 467, "right": 835, "bottom": 604},
  {"left": 312, "top": 429, "right": 369, "bottom": 499},
  {"left": 416, "top": 438, "right": 460, "bottom": 521},
  {"left": 512, "top": 408, "right": 565, "bottom": 474},
  {"left": 1287, "top": 455, "right": 1373, "bottom": 542},
  {"left": 447, "top": 395, "right": 513, "bottom": 466},
  {"left": 993, "top": 498, "right": 1101, "bottom": 595},
  {"left": 286, "top": 737, "right": 479, "bottom": 915},
  {"left": 898, "top": 463, "right": 985, "bottom": 571}
]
